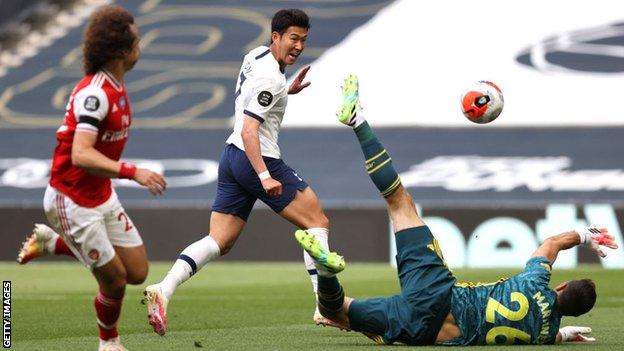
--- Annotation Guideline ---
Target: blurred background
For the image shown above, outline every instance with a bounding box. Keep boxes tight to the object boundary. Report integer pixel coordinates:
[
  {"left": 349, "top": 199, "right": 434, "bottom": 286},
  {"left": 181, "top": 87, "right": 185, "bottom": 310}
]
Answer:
[{"left": 1, "top": 0, "right": 622, "bottom": 268}]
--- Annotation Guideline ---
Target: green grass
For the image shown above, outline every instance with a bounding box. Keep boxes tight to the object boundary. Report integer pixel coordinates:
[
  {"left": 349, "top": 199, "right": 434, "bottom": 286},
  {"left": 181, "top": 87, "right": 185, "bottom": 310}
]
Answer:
[{"left": 2, "top": 262, "right": 623, "bottom": 350}]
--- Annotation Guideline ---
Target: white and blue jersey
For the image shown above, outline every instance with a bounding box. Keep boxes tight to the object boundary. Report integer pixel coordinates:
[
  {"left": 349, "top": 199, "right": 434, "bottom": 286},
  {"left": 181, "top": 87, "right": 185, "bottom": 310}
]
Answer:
[
  {"left": 213, "top": 46, "right": 307, "bottom": 220},
  {"left": 226, "top": 46, "right": 288, "bottom": 159}
]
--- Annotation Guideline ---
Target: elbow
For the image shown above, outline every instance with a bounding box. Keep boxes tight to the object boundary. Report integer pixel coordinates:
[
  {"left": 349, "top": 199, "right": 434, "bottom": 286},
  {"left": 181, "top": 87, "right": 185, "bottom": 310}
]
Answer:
[{"left": 71, "top": 148, "right": 87, "bottom": 168}]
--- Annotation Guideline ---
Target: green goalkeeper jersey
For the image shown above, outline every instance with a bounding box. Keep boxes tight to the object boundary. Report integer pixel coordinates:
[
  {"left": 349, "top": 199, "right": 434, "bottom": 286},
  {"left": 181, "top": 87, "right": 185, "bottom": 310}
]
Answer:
[{"left": 439, "top": 256, "right": 562, "bottom": 346}]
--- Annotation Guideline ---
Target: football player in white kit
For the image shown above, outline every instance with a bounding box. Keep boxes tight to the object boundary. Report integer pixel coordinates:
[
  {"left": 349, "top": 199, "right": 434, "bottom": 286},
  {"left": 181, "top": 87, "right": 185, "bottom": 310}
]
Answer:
[{"left": 144, "top": 9, "right": 344, "bottom": 336}]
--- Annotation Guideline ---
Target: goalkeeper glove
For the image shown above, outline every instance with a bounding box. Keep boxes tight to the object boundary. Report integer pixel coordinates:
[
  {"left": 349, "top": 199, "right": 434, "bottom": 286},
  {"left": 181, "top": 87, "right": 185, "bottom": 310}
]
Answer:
[
  {"left": 559, "top": 326, "right": 595, "bottom": 342},
  {"left": 576, "top": 226, "right": 618, "bottom": 257}
]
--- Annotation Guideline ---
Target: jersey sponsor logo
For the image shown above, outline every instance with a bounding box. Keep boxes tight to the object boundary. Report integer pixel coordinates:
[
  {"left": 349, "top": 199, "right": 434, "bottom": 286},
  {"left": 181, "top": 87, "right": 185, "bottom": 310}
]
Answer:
[
  {"left": 257, "top": 91, "right": 273, "bottom": 107},
  {"left": 83, "top": 96, "right": 100, "bottom": 111},
  {"left": 101, "top": 128, "right": 129, "bottom": 142},
  {"left": 119, "top": 97, "right": 126, "bottom": 110},
  {"left": 400, "top": 156, "right": 624, "bottom": 192}
]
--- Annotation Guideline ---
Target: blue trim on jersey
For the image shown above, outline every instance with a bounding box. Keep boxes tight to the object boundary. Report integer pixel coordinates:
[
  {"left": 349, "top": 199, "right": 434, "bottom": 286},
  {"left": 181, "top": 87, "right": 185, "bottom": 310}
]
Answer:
[
  {"left": 244, "top": 109, "right": 265, "bottom": 123},
  {"left": 255, "top": 49, "right": 270, "bottom": 60},
  {"left": 178, "top": 254, "right": 197, "bottom": 275},
  {"left": 307, "top": 269, "right": 318, "bottom": 275},
  {"left": 235, "top": 71, "right": 247, "bottom": 98}
]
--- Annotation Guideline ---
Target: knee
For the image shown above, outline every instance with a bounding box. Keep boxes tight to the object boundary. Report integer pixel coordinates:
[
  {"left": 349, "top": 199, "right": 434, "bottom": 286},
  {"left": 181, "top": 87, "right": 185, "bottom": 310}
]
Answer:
[
  {"left": 317, "top": 214, "right": 330, "bottom": 230},
  {"left": 307, "top": 212, "right": 329, "bottom": 230},
  {"left": 126, "top": 264, "right": 148, "bottom": 285},
  {"left": 100, "top": 271, "right": 127, "bottom": 296},
  {"left": 218, "top": 240, "right": 234, "bottom": 255}
]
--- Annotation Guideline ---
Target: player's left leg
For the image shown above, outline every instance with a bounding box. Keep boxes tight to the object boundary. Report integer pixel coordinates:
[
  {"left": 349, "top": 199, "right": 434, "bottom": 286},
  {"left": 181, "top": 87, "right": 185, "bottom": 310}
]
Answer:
[
  {"left": 278, "top": 187, "right": 343, "bottom": 326},
  {"left": 114, "top": 245, "right": 148, "bottom": 285},
  {"left": 104, "top": 198, "right": 148, "bottom": 285},
  {"left": 295, "top": 229, "right": 350, "bottom": 326},
  {"left": 17, "top": 223, "right": 76, "bottom": 264}
]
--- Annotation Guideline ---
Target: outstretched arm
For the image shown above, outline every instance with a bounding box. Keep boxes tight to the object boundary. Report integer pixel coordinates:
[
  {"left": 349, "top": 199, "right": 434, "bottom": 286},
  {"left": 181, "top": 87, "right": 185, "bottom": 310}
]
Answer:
[{"left": 532, "top": 226, "right": 618, "bottom": 265}]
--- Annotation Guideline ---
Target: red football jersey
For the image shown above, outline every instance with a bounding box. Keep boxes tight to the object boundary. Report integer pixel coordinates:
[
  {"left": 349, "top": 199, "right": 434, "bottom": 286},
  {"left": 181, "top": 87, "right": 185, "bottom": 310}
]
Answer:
[{"left": 50, "top": 70, "right": 132, "bottom": 207}]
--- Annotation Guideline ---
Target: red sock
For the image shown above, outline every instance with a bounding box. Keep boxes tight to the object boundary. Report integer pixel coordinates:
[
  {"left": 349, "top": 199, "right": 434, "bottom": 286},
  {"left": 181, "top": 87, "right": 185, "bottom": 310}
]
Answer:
[
  {"left": 54, "top": 236, "right": 76, "bottom": 258},
  {"left": 94, "top": 291, "right": 123, "bottom": 341}
]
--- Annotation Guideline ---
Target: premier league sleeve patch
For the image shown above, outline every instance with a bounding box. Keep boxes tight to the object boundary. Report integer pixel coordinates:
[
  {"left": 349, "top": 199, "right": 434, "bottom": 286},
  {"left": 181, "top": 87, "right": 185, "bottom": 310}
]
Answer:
[
  {"left": 257, "top": 91, "right": 273, "bottom": 107},
  {"left": 84, "top": 96, "right": 100, "bottom": 112}
]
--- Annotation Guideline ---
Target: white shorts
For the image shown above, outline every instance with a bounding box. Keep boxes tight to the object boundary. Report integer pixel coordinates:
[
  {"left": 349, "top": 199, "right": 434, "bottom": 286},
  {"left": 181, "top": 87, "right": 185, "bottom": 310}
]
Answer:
[{"left": 43, "top": 185, "right": 143, "bottom": 269}]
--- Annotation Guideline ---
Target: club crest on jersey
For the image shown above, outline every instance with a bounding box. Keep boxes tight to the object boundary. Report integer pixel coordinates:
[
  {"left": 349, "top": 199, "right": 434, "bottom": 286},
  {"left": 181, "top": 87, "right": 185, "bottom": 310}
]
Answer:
[
  {"left": 258, "top": 91, "right": 273, "bottom": 107},
  {"left": 84, "top": 96, "right": 100, "bottom": 111},
  {"left": 119, "top": 97, "right": 126, "bottom": 110}
]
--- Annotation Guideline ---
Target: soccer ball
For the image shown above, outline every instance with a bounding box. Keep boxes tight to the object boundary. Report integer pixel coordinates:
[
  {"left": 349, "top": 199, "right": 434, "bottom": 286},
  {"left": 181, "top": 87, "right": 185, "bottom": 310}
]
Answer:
[{"left": 460, "top": 81, "right": 504, "bottom": 124}]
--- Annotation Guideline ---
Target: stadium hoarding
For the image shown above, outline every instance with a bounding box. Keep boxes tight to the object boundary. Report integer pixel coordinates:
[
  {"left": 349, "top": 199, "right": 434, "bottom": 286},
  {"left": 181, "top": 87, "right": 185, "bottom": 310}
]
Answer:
[
  {"left": 1, "top": 204, "right": 622, "bottom": 266},
  {"left": 390, "top": 204, "right": 624, "bottom": 269},
  {"left": 1, "top": 127, "right": 623, "bottom": 206}
]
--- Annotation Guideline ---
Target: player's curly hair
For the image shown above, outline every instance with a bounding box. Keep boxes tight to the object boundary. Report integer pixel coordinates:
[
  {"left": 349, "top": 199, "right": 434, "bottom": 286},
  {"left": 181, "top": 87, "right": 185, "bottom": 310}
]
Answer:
[
  {"left": 271, "top": 9, "right": 310, "bottom": 39},
  {"left": 558, "top": 279, "right": 596, "bottom": 317},
  {"left": 82, "top": 5, "right": 136, "bottom": 75}
]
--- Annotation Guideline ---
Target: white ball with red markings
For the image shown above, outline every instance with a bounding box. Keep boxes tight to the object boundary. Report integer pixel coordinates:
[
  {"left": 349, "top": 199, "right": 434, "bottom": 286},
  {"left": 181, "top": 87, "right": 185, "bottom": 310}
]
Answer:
[{"left": 460, "top": 81, "right": 504, "bottom": 124}]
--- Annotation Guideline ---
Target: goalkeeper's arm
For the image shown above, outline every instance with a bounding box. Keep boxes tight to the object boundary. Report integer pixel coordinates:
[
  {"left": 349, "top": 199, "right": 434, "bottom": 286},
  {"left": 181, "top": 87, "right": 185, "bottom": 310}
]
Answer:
[
  {"left": 556, "top": 326, "right": 596, "bottom": 343},
  {"left": 531, "top": 226, "right": 618, "bottom": 265}
]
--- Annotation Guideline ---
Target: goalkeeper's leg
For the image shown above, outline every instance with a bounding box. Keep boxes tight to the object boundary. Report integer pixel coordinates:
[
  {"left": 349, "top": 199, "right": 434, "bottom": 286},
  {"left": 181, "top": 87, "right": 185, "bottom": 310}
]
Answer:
[{"left": 338, "top": 74, "right": 424, "bottom": 232}]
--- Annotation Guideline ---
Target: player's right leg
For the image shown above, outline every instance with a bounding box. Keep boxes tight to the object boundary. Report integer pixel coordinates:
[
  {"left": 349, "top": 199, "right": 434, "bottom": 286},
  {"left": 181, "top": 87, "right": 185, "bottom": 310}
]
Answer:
[
  {"left": 143, "top": 145, "right": 252, "bottom": 335},
  {"left": 338, "top": 74, "right": 424, "bottom": 232},
  {"left": 144, "top": 212, "right": 245, "bottom": 336},
  {"left": 92, "top": 253, "right": 129, "bottom": 351}
]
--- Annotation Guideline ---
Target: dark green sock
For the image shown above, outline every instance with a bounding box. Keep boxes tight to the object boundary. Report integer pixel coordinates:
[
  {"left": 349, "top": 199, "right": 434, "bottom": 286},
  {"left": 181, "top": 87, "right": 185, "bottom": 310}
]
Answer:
[
  {"left": 354, "top": 121, "right": 401, "bottom": 197},
  {"left": 317, "top": 276, "right": 344, "bottom": 312}
]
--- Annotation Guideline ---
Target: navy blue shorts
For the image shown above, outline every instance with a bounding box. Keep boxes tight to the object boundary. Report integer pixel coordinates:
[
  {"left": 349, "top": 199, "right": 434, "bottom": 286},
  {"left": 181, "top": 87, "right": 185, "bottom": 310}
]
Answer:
[
  {"left": 211, "top": 144, "right": 309, "bottom": 221},
  {"left": 348, "top": 226, "right": 456, "bottom": 345}
]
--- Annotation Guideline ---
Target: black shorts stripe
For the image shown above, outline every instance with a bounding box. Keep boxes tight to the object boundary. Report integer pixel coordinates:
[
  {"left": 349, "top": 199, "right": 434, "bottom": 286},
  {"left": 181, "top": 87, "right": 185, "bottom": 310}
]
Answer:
[
  {"left": 244, "top": 109, "right": 265, "bottom": 123},
  {"left": 78, "top": 115, "right": 100, "bottom": 128}
]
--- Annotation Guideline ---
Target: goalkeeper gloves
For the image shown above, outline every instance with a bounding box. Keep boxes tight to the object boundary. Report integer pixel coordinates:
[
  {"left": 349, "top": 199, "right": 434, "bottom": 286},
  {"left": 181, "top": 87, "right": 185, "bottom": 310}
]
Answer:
[
  {"left": 559, "top": 326, "right": 595, "bottom": 342},
  {"left": 576, "top": 226, "right": 618, "bottom": 257}
]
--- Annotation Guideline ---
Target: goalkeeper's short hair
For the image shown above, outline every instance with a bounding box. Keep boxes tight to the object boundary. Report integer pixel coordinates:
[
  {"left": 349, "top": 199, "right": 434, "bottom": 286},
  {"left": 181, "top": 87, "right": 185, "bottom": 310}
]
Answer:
[{"left": 558, "top": 279, "right": 596, "bottom": 317}]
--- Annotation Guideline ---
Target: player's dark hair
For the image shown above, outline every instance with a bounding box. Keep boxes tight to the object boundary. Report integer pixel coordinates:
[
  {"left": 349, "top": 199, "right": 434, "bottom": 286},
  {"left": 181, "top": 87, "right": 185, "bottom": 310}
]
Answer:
[
  {"left": 83, "top": 5, "right": 136, "bottom": 75},
  {"left": 558, "top": 279, "right": 596, "bottom": 317},
  {"left": 271, "top": 9, "right": 310, "bottom": 40}
]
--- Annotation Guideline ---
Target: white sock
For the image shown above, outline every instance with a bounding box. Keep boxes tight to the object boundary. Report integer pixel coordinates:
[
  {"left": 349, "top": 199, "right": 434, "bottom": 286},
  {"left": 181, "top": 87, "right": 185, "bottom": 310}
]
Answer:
[
  {"left": 352, "top": 105, "right": 366, "bottom": 128},
  {"left": 35, "top": 224, "right": 59, "bottom": 254},
  {"left": 160, "top": 235, "right": 221, "bottom": 300},
  {"left": 304, "top": 227, "right": 334, "bottom": 280},
  {"left": 304, "top": 251, "right": 319, "bottom": 294}
]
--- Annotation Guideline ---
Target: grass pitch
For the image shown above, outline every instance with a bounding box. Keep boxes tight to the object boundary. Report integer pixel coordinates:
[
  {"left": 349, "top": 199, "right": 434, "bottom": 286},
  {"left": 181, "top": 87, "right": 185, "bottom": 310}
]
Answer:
[{"left": 2, "top": 262, "right": 623, "bottom": 350}]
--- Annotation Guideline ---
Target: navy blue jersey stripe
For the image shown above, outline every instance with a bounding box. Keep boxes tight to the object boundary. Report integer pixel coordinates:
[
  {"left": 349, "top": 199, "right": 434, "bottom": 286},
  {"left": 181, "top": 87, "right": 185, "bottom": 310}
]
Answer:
[
  {"left": 255, "top": 49, "right": 270, "bottom": 60},
  {"left": 235, "top": 71, "right": 247, "bottom": 98},
  {"left": 244, "top": 109, "right": 265, "bottom": 123}
]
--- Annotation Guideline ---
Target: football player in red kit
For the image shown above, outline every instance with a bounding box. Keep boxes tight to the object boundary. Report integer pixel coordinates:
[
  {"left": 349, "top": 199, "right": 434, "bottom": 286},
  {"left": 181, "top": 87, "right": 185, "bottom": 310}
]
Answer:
[{"left": 16, "top": 5, "right": 166, "bottom": 351}]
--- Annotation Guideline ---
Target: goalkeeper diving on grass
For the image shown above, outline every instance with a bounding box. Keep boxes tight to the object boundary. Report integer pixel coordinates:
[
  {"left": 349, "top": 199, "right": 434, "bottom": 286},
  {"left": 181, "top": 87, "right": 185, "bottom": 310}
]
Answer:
[{"left": 295, "top": 74, "right": 619, "bottom": 346}]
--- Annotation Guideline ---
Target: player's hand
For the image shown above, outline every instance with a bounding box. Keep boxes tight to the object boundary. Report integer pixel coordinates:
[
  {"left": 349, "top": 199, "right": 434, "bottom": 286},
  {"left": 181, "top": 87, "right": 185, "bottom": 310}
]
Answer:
[
  {"left": 262, "top": 178, "right": 282, "bottom": 197},
  {"left": 288, "top": 66, "right": 311, "bottom": 94},
  {"left": 577, "top": 226, "right": 618, "bottom": 257},
  {"left": 559, "top": 326, "right": 595, "bottom": 342},
  {"left": 133, "top": 168, "right": 167, "bottom": 196}
]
